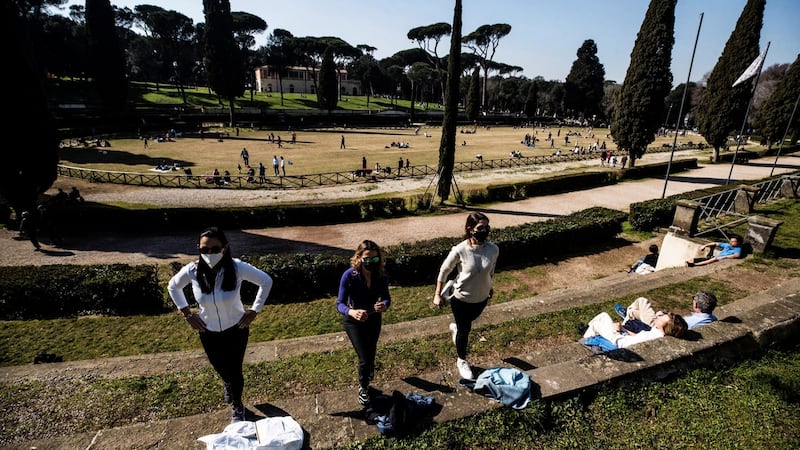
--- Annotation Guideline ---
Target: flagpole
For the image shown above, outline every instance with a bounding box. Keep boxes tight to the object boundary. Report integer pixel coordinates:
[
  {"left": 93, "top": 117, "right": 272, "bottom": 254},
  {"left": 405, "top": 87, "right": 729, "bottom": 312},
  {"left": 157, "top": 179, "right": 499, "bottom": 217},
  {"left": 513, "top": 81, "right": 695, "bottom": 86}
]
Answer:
[
  {"left": 662, "top": 12, "right": 703, "bottom": 199},
  {"left": 727, "top": 42, "right": 770, "bottom": 184},
  {"left": 770, "top": 90, "right": 800, "bottom": 176}
]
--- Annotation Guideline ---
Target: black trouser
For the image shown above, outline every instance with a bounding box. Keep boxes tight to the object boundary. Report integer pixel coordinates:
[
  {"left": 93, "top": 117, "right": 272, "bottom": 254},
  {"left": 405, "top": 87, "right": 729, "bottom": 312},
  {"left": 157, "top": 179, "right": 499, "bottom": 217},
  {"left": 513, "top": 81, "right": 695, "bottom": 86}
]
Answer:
[
  {"left": 199, "top": 325, "right": 249, "bottom": 406},
  {"left": 451, "top": 297, "right": 489, "bottom": 360},
  {"left": 343, "top": 313, "right": 382, "bottom": 388}
]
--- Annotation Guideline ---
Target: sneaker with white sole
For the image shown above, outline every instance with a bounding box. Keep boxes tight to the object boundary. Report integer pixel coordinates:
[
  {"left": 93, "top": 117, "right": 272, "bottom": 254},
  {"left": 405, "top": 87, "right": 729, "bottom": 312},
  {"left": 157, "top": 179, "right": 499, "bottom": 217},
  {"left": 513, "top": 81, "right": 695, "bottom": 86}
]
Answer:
[
  {"left": 614, "top": 303, "right": 627, "bottom": 320},
  {"left": 449, "top": 323, "right": 458, "bottom": 345},
  {"left": 456, "top": 358, "right": 474, "bottom": 379},
  {"left": 357, "top": 386, "right": 370, "bottom": 406}
]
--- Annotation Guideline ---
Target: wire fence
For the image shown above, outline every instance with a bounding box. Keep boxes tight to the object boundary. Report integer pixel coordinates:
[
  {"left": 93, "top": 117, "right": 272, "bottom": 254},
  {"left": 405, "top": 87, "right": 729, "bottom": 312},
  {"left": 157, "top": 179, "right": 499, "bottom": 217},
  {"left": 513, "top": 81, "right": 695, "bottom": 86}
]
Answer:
[
  {"left": 692, "top": 173, "right": 799, "bottom": 237},
  {"left": 56, "top": 143, "right": 687, "bottom": 190}
]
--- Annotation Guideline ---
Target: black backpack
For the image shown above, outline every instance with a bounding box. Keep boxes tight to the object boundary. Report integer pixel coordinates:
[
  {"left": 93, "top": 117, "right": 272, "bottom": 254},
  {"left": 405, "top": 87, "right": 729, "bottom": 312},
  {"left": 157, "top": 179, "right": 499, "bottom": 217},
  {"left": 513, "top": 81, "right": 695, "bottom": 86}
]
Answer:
[{"left": 364, "top": 390, "right": 408, "bottom": 436}]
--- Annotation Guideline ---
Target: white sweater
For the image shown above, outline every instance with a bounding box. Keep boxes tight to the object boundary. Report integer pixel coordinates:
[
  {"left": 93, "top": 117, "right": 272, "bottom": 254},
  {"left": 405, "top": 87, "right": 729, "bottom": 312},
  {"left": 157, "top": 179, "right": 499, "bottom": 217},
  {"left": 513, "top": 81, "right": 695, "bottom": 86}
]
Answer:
[{"left": 437, "top": 239, "right": 499, "bottom": 303}]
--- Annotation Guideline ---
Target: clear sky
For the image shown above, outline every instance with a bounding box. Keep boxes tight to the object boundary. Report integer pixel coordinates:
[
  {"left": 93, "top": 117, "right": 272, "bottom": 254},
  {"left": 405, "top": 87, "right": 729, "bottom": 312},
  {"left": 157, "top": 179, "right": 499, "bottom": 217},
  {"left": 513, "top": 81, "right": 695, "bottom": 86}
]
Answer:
[{"left": 58, "top": 0, "right": 798, "bottom": 86}]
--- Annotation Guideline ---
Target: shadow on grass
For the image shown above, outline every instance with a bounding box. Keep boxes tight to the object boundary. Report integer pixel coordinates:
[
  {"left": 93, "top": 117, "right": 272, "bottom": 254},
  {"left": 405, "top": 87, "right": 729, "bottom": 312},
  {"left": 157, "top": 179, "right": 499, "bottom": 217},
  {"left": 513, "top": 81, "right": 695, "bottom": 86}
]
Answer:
[{"left": 59, "top": 147, "right": 195, "bottom": 168}]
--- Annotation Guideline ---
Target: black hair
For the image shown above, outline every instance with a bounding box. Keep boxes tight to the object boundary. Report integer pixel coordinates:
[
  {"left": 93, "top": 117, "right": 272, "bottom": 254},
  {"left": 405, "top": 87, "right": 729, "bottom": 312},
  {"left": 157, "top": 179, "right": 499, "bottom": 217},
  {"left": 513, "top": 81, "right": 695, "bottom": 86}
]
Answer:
[
  {"left": 196, "top": 227, "right": 236, "bottom": 294},
  {"left": 463, "top": 211, "right": 490, "bottom": 240}
]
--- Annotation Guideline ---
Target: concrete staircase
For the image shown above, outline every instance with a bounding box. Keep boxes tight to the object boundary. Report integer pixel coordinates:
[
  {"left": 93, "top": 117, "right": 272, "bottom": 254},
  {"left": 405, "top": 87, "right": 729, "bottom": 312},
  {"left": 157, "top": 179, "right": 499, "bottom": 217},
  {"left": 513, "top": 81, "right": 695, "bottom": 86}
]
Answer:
[{"left": 9, "top": 263, "right": 800, "bottom": 450}]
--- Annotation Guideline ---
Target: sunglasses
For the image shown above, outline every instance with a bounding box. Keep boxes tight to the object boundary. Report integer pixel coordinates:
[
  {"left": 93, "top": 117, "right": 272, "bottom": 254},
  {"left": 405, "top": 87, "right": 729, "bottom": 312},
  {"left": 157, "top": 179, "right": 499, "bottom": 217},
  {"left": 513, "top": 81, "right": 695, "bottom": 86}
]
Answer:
[
  {"left": 362, "top": 256, "right": 381, "bottom": 263},
  {"left": 198, "top": 246, "right": 223, "bottom": 254}
]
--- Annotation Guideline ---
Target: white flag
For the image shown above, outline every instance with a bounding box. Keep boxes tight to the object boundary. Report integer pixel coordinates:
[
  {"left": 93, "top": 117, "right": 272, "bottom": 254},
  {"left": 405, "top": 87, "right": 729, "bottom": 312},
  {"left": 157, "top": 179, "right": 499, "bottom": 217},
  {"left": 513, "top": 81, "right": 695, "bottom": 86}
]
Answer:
[{"left": 732, "top": 48, "right": 767, "bottom": 87}]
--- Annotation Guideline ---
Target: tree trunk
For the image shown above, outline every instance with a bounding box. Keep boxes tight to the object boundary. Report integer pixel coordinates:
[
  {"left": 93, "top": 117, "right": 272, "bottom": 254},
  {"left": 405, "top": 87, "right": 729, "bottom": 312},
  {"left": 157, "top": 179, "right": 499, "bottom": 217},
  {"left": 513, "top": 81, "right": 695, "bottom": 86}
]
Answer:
[
  {"left": 278, "top": 75, "right": 285, "bottom": 107},
  {"left": 712, "top": 145, "right": 721, "bottom": 163},
  {"left": 228, "top": 96, "right": 236, "bottom": 128}
]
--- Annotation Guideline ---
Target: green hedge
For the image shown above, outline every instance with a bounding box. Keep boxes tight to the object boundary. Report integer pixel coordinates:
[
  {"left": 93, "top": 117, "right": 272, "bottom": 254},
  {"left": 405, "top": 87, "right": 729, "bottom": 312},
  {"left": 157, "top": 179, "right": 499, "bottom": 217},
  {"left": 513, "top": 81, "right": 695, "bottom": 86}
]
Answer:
[
  {"left": 7, "top": 159, "right": 697, "bottom": 234},
  {"left": 240, "top": 206, "right": 627, "bottom": 302},
  {"left": 461, "top": 159, "right": 698, "bottom": 205},
  {"left": 0, "top": 264, "right": 164, "bottom": 320},
  {"left": 0, "top": 208, "right": 628, "bottom": 318},
  {"left": 50, "top": 197, "right": 411, "bottom": 233}
]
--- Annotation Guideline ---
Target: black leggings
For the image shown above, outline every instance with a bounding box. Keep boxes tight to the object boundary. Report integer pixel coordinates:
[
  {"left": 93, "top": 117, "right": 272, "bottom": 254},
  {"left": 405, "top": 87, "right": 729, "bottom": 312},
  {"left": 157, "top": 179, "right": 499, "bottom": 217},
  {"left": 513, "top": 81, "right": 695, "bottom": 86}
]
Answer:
[
  {"left": 199, "top": 325, "right": 249, "bottom": 406},
  {"left": 451, "top": 297, "right": 489, "bottom": 360},
  {"left": 343, "top": 313, "right": 382, "bottom": 388}
]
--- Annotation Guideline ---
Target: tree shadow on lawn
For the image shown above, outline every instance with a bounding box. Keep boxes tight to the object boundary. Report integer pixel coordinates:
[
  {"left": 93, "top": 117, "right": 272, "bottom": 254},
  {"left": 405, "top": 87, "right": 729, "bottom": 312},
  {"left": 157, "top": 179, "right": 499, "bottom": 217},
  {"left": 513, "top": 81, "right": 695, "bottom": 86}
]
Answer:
[
  {"left": 59, "top": 147, "right": 195, "bottom": 168},
  {"left": 52, "top": 228, "right": 349, "bottom": 262}
]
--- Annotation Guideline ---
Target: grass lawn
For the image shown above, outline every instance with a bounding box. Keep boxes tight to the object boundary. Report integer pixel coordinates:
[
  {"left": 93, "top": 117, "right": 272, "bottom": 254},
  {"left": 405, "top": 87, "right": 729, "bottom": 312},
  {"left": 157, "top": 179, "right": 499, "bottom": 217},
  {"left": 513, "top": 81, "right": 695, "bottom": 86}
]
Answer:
[
  {"left": 1, "top": 200, "right": 798, "bottom": 446},
  {"left": 58, "top": 125, "right": 725, "bottom": 182}
]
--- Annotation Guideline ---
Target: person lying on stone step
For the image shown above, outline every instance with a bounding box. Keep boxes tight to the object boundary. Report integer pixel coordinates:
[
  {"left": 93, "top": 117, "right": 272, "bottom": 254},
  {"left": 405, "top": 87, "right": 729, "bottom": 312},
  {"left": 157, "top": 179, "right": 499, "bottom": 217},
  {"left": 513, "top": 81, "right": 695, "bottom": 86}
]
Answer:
[
  {"left": 686, "top": 236, "right": 741, "bottom": 267},
  {"left": 615, "top": 291, "right": 718, "bottom": 331},
  {"left": 682, "top": 290, "right": 718, "bottom": 330},
  {"left": 579, "top": 297, "right": 687, "bottom": 350},
  {"left": 626, "top": 244, "right": 659, "bottom": 274}
]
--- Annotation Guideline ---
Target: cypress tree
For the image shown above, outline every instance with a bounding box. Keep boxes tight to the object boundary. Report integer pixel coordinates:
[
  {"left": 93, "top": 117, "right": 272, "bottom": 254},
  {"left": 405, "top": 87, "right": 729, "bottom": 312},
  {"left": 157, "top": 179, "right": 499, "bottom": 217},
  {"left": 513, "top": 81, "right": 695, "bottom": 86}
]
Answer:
[
  {"left": 758, "top": 54, "right": 800, "bottom": 147},
  {"left": 564, "top": 39, "right": 605, "bottom": 121},
  {"left": 1, "top": 1, "right": 58, "bottom": 215},
  {"left": 86, "top": 0, "right": 127, "bottom": 116},
  {"left": 696, "top": 0, "right": 765, "bottom": 162},
  {"left": 610, "top": 0, "right": 676, "bottom": 168},
  {"left": 524, "top": 79, "right": 538, "bottom": 119},
  {"left": 203, "top": 0, "right": 245, "bottom": 127},
  {"left": 317, "top": 47, "right": 338, "bottom": 111},
  {"left": 435, "top": 0, "right": 461, "bottom": 203},
  {"left": 466, "top": 67, "right": 480, "bottom": 122}
]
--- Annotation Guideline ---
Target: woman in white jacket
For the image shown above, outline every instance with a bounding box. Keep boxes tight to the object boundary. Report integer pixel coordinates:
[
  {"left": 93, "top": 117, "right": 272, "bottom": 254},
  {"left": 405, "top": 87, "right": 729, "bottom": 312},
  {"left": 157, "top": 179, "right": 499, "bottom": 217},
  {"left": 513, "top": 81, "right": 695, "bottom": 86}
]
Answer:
[{"left": 168, "top": 227, "right": 273, "bottom": 423}]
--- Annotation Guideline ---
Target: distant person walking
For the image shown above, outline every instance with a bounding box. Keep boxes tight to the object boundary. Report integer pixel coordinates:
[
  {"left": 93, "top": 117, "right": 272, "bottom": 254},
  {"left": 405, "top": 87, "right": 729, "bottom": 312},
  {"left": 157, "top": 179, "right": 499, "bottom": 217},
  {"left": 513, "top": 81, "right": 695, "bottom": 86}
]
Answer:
[
  {"left": 341, "top": 135, "right": 346, "bottom": 149},
  {"left": 18, "top": 209, "right": 41, "bottom": 251},
  {"left": 280, "top": 156, "right": 286, "bottom": 176},
  {"left": 240, "top": 148, "right": 249, "bottom": 166},
  {"left": 272, "top": 155, "right": 280, "bottom": 176},
  {"left": 362, "top": 156, "right": 367, "bottom": 171},
  {"left": 258, "top": 162, "right": 266, "bottom": 183}
]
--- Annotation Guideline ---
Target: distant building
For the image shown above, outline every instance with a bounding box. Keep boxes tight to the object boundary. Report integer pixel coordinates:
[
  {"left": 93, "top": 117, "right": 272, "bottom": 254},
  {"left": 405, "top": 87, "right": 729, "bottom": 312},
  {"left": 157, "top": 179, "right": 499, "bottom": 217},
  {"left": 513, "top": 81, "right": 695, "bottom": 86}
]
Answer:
[{"left": 254, "top": 65, "right": 360, "bottom": 96}]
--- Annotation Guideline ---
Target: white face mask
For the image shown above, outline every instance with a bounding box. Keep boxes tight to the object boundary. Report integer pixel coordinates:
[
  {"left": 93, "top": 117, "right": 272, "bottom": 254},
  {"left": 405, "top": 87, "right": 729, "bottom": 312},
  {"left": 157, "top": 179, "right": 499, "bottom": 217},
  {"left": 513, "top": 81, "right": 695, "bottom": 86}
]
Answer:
[{"left": 201, "top": 253, "right": 224, "bottom": 268}]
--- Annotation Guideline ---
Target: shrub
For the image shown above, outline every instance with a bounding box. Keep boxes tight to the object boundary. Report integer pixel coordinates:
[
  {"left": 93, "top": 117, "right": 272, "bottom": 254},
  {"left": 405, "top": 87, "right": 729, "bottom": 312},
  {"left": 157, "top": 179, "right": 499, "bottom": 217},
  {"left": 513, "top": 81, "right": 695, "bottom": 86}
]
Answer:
[{"left": 0, "top": 264, "right": 164, "bottom": 320}]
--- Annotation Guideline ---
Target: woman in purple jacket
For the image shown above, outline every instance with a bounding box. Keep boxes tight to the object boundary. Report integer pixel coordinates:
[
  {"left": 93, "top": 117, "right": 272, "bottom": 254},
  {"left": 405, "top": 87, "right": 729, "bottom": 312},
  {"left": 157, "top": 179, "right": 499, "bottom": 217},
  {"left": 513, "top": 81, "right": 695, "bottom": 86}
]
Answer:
[{"left": 337, "top": 240, "right": 391, "bottom": 406}]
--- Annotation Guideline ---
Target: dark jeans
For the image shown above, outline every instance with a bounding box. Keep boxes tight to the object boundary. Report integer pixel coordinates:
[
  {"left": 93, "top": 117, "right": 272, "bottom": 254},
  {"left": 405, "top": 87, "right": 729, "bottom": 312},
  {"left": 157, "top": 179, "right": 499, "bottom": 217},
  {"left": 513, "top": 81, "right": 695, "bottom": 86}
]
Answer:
[
  {"left": 199, "top": 325, "right": 249, "bottom": 406},
  {"left": 343, "top": 313, "right": 382, "bottom": 388},
  {"left": 451, "top": 297, "right": 489, "bottom": 360}
]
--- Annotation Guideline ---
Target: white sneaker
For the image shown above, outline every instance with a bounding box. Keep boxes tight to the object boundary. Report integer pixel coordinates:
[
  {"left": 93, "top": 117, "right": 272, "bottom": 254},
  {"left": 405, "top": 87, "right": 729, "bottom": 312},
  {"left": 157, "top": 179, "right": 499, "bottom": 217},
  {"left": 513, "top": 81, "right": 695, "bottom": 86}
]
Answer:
[
  {"left": 449, "top": 323, "right": 458, "bottom": 345},
  {"left": 456, "top": 358, "right": 474, "bottom": 379}
]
